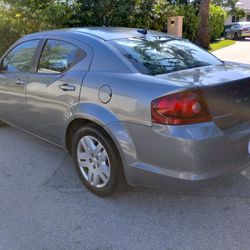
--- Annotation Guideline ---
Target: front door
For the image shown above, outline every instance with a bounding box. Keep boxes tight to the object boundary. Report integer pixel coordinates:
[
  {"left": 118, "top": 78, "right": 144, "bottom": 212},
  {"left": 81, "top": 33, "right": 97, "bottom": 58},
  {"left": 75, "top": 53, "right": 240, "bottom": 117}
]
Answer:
[
  {"left": 26, "top": 38, "right": 92, "bottom": 145},
  {"left": 0, "top": 40, "right": 40, "bottom": 127}
]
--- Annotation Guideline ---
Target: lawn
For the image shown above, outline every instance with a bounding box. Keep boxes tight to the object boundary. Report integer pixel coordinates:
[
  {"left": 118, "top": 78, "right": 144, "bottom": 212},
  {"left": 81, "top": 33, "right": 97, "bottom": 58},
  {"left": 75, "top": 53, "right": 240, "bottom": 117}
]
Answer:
[{"left": 209, "top": 39, "right": 236, "bottom": 52}]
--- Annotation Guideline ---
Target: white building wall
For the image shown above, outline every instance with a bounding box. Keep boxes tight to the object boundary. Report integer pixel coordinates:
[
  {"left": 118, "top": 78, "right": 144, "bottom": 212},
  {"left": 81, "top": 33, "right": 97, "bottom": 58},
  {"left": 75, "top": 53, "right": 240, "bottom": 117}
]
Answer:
[{"left": 225, "top": 11, "right": 250, "bottom": 25}]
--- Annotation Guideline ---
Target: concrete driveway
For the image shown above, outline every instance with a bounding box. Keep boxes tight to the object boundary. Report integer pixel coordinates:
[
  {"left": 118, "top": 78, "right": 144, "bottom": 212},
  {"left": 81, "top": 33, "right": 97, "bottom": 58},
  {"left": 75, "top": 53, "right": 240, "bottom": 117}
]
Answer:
[
  {"left": 212, "top": 39, "right": 250, "bottom": 64},
  {"left": 1, "top": 125, "right": 250, "bottom": 250}
]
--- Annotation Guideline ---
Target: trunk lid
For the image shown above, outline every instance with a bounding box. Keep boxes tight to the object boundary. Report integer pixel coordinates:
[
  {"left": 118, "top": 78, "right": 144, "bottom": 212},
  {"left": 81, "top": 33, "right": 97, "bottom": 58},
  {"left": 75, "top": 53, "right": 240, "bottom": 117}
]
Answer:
[
  {"left": 157, "top": 62, "right": 250, "bottom": 87},
  {"left": 202, "top": 77, "right": 250, "bottom": 130},
  {"left": 157, "top": 62, "right": 250, "bottom": 130}
]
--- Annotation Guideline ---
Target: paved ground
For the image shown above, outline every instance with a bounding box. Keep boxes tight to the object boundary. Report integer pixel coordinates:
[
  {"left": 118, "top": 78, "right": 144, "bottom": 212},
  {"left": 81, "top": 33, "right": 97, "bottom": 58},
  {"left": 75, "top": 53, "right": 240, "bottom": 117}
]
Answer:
[
  {"left": 1, "top": 125, "right": 250, "bottom": 250},
  {"left": 212, "top": 39, "right": 250, "bottom": 64}
]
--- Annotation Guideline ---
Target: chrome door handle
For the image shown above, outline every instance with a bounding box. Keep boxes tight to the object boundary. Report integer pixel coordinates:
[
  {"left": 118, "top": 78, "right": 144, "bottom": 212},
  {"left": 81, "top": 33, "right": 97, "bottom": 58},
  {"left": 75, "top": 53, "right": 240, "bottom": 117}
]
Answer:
[
  {"left": 59, "top": 83, "right": 76, "bottom": 91},
  {"left": 16, "top": 79, "right": 25, "bottom": 85}
]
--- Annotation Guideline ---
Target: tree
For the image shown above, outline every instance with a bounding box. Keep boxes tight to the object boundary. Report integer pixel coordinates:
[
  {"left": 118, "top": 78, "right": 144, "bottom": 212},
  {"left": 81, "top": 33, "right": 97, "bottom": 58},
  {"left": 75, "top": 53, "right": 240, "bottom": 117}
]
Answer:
[
  {"left": 196, "top": 0, "right": 211, "bottom": 49},
  {"left": 211, "top": 0, "right": 237, "bottom": 8},
  {"left": 0, "top": 0, "right": 79, "bottom": 55},
  {"left": 75, "top": 0, "right": 176, "bottom": 31},
  {"left": 178, "top": 4, "right": 200, "bottom": 42},
  {"left": 212, "top": 0, "right": 245, "bottom": 21},
  {"left": 230, "top": 6, "right": 246, "bottom": 21}
]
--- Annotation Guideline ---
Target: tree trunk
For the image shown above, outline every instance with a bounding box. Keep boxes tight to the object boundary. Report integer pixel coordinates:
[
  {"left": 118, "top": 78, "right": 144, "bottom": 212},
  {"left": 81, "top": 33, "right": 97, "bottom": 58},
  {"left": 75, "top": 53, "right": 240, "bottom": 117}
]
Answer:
[{"left": 196, "top": 0, "right": 211, "bottom": 49}]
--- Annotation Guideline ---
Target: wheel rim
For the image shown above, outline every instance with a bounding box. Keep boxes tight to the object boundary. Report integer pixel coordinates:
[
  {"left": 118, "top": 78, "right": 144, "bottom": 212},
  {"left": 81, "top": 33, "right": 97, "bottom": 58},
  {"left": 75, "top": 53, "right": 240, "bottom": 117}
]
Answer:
[{"left": 77, "top": 135, "right": 111, "bottom": 188}]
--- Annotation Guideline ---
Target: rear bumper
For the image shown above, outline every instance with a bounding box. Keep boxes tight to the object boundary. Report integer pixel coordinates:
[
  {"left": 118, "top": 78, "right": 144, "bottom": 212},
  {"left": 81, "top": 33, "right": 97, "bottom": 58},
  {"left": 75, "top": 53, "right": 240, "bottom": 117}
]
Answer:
[{"left": 121, "top": 122, "right": 250, "bottom": 187}]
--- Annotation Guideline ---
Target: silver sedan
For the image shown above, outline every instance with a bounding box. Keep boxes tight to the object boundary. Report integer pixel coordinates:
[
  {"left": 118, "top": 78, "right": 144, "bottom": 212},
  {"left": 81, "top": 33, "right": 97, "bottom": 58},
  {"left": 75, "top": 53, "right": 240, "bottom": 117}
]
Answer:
[{"left": 0, "top": 27, "right": 249, "bottom": 196}]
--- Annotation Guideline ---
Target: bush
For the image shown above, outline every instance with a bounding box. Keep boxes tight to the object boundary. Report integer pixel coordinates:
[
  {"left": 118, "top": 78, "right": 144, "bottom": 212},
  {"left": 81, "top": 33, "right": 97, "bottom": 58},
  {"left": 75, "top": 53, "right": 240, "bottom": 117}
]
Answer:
[
  {"left": 209, "top": 4, "right": 227, "bottom": 40},
  {"left": 0, "top": 1, "right": 78, "bottom": 56},
  {"left": 0, "top": 0, "right": 229, "bottom": 56},
  {"left": 178, "top": 4, "right": 200, "bottom": 42},
  {"left": 76, "top": 0, "right": 177, "bottom": 31}
]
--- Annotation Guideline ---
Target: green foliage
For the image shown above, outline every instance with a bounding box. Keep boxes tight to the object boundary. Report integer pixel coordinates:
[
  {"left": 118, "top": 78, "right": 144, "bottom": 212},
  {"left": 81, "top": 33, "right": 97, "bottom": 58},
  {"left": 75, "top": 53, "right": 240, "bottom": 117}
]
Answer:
[
  {"left": 75, "top": 0, "right": 176, "bottom": 31},
  {"left": 0, "top": 0, "right": 229, "bottom": 55},
  {"left": 230, "top": 6, "right": 246, "bottom": 19},
  {"left": 211, "top": 0, "right": 238, "bottom": 8},
  {"left": 209, "top": 4, "right": 227, "bottom": 40},
  {"left": 0, "top": 0, "right": 79, "bottom": 55},
  {"left": 212, "top": 0, "right": 245, "bottom": 21},
  {"left": 178, "top": 4, "right": 200, "bottom": 42}
]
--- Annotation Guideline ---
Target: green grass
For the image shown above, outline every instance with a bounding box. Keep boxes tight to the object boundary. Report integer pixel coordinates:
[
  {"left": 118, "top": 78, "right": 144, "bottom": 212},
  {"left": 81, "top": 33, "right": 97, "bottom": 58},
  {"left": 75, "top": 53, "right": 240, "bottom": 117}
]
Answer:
[{"left": 209, "top": 39, "right": 236, "bottom": 52}]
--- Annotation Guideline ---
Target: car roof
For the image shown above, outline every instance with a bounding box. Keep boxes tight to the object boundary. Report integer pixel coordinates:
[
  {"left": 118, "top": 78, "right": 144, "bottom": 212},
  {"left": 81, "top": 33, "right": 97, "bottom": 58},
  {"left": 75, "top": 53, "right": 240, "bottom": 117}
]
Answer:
[{"left": 26, "top": 27, "right": 175, "bottom": 41}]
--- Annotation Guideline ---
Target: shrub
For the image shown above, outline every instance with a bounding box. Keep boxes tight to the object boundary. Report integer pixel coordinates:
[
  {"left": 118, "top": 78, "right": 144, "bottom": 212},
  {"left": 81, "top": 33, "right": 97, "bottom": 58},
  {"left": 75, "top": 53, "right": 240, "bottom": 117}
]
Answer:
[
  {"left": 209, "top": 4, "right": 227, "bottom": 40},
  {"left": 178, "top": 4, "right": 200, "bottom": 42}
]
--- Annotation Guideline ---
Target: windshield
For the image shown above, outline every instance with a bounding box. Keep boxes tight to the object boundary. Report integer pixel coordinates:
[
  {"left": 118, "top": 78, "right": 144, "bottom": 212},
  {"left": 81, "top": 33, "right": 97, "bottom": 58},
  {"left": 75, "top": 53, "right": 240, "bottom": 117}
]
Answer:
[{"left": 110, "top": 37, "right": 222, "bottom": 75}]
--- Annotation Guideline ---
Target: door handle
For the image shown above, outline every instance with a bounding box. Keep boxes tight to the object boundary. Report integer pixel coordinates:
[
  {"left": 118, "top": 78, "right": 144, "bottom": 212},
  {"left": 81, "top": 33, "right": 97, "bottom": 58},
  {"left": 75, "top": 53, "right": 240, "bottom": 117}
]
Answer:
[
  {"left": 16, "top": 79, "right": 25, "bottom": 85},
  {"left": 59, "top": 83, "right": 76, "bottom": 91}
]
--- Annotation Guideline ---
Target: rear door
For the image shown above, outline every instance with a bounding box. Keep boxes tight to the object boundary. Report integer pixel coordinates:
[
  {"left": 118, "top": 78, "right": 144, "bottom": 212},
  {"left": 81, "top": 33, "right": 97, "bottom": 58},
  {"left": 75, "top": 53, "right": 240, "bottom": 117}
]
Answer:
[
  {"left": 0, "top": 40, "right": 40, "bottom": 127},
  {"left": 26, "top": 38, "right": 93, "bottom": 145}
]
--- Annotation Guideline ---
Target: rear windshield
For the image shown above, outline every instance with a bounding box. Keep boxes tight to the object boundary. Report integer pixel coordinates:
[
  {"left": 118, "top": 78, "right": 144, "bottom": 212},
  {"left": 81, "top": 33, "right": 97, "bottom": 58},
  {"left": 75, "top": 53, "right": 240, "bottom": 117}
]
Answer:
[{"left": 110, "top": 37, "right": 222, "bottom": 75}]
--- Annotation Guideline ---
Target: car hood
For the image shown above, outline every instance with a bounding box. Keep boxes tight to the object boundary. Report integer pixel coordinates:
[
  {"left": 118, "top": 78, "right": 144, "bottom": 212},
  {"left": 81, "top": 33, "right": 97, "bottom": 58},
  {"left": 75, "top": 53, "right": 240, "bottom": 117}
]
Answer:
[{"left": 156, "top": 62, "right": 250, "bottom": 87}]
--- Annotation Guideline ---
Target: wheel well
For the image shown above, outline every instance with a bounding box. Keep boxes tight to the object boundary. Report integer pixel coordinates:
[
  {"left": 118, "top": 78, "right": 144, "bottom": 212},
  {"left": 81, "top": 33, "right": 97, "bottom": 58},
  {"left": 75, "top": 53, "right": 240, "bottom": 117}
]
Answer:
[
  {"left": 66, "top": 118, "right": 127, "bottom": 186},
  {"left": 66, "top": 119, "right": 86, "bottom": 154},
  {"left": 66, "top": 118, "right": 116, "bottom": 155}
]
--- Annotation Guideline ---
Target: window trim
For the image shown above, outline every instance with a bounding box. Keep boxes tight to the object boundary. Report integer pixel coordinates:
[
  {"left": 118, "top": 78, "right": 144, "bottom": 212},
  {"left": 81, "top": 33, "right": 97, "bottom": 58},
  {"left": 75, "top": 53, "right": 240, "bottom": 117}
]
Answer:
[
  {"left": 34, "top": 38, "right": 86, "bottom": 76},
  {"left": 0, "top": 39, "right": 41, "bottom": 73}
]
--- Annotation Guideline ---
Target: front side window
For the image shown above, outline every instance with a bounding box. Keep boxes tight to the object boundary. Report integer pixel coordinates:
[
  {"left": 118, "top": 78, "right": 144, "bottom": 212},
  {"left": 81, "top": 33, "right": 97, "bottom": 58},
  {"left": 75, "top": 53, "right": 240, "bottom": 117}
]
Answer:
[
  {"left": 2, "top": 40, "right": 39, "bottom": 73},
  {"left": 38, "top": 40, "right": 85, "bottom": 74},
  {"left": 110, "top": 37, "right": 222, "bottom": 75}
]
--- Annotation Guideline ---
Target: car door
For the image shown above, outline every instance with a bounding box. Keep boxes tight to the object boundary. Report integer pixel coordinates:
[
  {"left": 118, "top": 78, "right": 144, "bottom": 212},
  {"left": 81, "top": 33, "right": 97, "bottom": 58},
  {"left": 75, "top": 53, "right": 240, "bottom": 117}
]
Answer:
[
  {"left": 0, "top": 40, "right": 40, "bottom": 127},
  {"left": 232, "top": 24, "right": 240, "bottom": 35},
  {"left": 227, "top": 24, "right": 236, "bottom": 38},
  {"left": 26, "top": 38, "right": 93, "bottom": 145}
]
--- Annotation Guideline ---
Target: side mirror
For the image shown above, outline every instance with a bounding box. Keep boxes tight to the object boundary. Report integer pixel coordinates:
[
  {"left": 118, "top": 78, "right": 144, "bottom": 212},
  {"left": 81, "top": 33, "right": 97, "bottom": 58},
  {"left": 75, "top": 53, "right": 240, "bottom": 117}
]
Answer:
[{"left": 49, "top": 59, "right": 68, "bottom": 73}]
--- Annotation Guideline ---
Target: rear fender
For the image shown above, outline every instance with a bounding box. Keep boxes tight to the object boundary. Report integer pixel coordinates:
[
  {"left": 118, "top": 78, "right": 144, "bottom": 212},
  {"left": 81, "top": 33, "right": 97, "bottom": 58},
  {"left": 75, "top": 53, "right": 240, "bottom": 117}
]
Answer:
[{"left": 63, "top": 102, "right": 138, "bottom": 185}]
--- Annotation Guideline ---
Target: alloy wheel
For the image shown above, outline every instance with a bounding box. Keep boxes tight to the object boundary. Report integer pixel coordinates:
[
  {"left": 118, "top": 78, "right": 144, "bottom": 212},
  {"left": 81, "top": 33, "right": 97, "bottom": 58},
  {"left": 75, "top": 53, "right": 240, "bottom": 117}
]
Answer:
[{"left": 77, "top": 135, "right": 111, "bottom": 188}]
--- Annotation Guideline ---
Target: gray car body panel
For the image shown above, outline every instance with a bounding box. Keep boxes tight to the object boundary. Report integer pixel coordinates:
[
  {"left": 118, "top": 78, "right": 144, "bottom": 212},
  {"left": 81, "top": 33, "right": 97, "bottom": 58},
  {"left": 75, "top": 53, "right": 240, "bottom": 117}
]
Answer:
[{"left": 0, "top": 27, "right": 250, "bottom": 189}]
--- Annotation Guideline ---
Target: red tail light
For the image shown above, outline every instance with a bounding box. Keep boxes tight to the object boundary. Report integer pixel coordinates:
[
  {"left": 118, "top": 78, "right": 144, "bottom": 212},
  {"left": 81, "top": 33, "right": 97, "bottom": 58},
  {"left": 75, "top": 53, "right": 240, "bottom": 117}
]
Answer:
[{"left": 151, "top": 90, "right": 212, "bottom": 125}]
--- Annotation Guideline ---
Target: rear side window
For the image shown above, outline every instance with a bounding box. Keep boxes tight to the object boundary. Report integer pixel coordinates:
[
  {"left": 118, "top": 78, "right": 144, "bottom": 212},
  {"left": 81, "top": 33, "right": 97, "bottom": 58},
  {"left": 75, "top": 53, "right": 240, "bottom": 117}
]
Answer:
[
  {"left": 2, "top": 40, "right": 39, "bottom": 73},
  {"left": 110, "top": 37, "right": 222, "bottom": 75},
  {"left": 38, "top": 40, "right": 86, "bottom": 74}
]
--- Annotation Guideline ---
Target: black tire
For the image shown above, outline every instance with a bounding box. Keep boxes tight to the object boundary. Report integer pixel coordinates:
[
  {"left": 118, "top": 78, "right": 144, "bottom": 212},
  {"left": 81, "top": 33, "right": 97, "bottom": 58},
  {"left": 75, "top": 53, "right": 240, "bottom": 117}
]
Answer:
[
  {"left": 234, "top": 32, "right": 239, "bottom": 40},
  {"left": 71, "top": 124, "right": 123, "bottom": 197},
  {"left": 225, "top": 32, "right": 230, "bottom": 39}
]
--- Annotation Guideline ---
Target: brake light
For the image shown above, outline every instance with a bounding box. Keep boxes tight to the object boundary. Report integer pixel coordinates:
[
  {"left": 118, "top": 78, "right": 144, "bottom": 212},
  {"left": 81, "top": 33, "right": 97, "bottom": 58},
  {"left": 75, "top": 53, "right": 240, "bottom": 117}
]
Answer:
[{"left": 151, "top": 90, "right": 212, "bottom": 125}]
